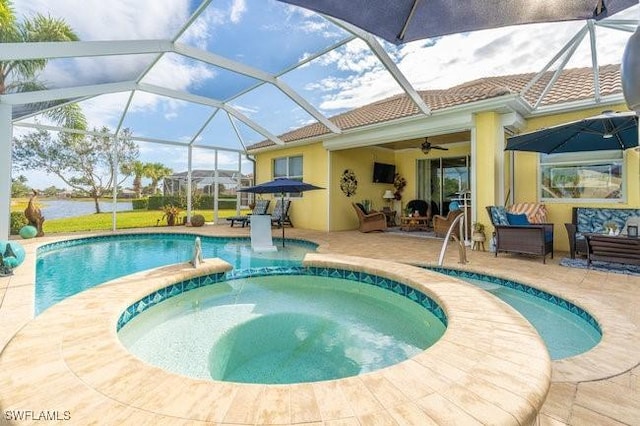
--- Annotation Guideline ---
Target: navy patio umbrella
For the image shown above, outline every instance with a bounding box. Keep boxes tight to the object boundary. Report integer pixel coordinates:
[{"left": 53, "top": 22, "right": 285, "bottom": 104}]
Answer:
[
  {"left": 238, "top": 178, "right": 324, "bottom": 246},
  {"left": 275, "top": 0, "right": 635, "bottom": 45},
  {"left": 505, "top": 111, "right": 638, "bottom": 154}
]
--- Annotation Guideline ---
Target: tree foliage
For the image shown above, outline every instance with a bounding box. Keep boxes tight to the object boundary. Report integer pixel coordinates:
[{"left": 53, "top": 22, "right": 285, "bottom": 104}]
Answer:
[
  {"left": 120, "top": 160, "right": 149, "bottom": 198},
  {"left": 10, "top": 174, "right": 30, "bottom": 197},
  {"left": 12, "top": 127, "right": 139, "bottom": 213},
  {"left": 145, "top": 162, "right": 173, "bottom": 195},
  {"left": 0, "top": 0, "right": 86, "bottom": 130}
]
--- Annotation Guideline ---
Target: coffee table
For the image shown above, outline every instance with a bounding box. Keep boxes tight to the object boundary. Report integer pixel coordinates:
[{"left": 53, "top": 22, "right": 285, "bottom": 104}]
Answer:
[
  {"left": 584, "top": 233, "right": 640, "bottom": 265},
  {"left": 400, "top": 216, "right": 430, "bottom": 231}
]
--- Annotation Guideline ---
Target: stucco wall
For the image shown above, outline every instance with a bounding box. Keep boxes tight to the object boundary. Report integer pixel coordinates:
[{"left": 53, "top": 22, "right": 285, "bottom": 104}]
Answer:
[
  {"left": 329, "top": 147, "right": 395, "bottom": 231},
  {"left": 254, "top": 142, "right": 328, "bottom": 231}
]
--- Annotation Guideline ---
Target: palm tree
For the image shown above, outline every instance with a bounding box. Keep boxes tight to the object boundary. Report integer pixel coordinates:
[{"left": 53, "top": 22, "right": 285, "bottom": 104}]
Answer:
[
  {"left": 0, "top": 0, "right": 86, "bottom": 130},
  {"left": 145, "top": 163, "right": 173, "bottom": 195},
  {"left": 120, "top": 160, "right": 148, "bottom": 198}
]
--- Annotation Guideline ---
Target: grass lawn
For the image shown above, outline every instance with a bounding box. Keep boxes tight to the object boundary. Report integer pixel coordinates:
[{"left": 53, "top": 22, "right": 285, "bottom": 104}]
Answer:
[
  {"left": 40, "top": 209, "right": 249, "bottom": 234},
  {"left": 10, "top": 197, "right": 250, "bottom": 234}
]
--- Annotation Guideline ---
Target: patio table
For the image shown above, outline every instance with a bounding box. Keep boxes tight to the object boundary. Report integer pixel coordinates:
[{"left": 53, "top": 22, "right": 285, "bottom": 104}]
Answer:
[{"left": 400, "top": 216, "right": 430, "bottom": 232}]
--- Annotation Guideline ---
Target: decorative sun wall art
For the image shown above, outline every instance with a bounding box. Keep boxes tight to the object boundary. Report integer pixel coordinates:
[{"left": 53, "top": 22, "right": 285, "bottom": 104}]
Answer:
[{"left": 340, "top": 169, "right": 358, "bottom": 197}]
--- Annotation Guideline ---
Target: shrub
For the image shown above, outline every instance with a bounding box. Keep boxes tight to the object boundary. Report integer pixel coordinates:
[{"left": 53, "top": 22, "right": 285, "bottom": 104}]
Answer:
[
  {"left": 10, "top": 212, "right": 28, "bottom": 235},
  {"left": 190, "top": 214, "right": 205, "bottom": 227},
  {"left": 131, "top": 198, "right": 149, "bottom": 210},
  {"left": 148, "top": 195, "right": 238, "bottom": 210}
]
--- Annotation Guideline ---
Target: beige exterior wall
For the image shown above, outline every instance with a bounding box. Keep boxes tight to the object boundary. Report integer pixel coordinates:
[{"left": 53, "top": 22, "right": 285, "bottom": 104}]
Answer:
[
  {"left": 254, "top": 142, "right": 329, "bottom": 231},
  {"left": 329, "top": 147, "right": 396, "bottom": 231}
]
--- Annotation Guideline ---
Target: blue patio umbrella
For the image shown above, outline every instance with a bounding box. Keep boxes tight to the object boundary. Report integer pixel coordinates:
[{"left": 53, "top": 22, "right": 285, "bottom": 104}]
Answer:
[
  {"left": 238, "top": 178, "right": 324, "bottom": 246},
  {"left": 505, "top": 111, "right": 638, "bottom": 154},
  {"left": 275, "top": 0, "right": 635, "bottom": 45}
]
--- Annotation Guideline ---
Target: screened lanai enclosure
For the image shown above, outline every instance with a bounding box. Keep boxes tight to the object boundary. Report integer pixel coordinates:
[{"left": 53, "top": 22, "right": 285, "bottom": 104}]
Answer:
[{"left": 1, "top": 0, "right": 639, "bottom": 238}]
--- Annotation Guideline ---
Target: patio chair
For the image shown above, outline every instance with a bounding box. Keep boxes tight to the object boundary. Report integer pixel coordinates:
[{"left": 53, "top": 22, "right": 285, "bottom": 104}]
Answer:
[
  {"left": 226, "top": 199, "right": 270, "bottom": 227},
  {"left": 352, "top": 203, "right": 387, "bottom": 233},
  {"left": 486, "top": 206, "right": 554, "bottom": 263},
  {"left": 271, "top": 199, "right": 292, "bottom": 228},
  {"left": 433, "top": 209, "right": 463, "bottom": 238},
  {"left": 406, "top": 199, "right": 429, "bottom": 217}
]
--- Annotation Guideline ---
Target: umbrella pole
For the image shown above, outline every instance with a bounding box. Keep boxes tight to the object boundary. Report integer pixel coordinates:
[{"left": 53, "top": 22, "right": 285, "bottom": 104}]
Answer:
[{"left": 281, "top": 193, "right": 285, "bottom": 247}]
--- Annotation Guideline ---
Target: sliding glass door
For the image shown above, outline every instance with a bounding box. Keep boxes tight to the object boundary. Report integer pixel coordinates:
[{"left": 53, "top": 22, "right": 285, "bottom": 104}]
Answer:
[{"left": 417, "top": 156, "right": 470, "bottom": 216}]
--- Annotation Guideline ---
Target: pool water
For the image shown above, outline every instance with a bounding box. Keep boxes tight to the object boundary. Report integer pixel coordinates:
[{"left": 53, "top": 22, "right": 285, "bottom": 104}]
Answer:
[
  {"left": 35, "top": 234, "right": 314, "bottom": 314},
  {"left": 118, "top": 275, "right": 446, "bottom": 384},
  {"left": 452, "top": 275, "right": 601, "bottom": 360}
]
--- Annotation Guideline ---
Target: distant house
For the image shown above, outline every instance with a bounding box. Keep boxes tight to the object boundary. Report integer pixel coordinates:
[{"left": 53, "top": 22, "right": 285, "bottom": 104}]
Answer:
[
  {"left": 117, "top": 189, "right": 137, "bottom": 199},
  {"left": 163, "top": 170, "right": 252, "bottom": 197}
]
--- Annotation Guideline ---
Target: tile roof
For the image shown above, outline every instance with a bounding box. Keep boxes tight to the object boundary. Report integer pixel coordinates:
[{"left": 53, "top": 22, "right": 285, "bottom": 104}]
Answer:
[{"left": 248, "top": 64, "right": 622, "bottom": 150}]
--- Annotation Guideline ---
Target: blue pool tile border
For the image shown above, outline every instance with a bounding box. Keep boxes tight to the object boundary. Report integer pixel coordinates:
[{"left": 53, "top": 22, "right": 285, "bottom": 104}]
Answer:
[
  {"left": 117, "top": 266, "right": 447, "bottom": 331},
  {"left": 426, "top": 266, "right": 602, "bottom": 335},
  {"left": 36, "top": 232, "right": 319, "bottom": 255}
]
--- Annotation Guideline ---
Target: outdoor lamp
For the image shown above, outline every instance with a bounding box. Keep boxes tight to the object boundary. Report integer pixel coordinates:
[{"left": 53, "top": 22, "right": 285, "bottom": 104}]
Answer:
[
  {"left": 622, "top": 25, "right": 640, "bottom": 112},
  {"left": 383, "top": 189, "right": 395, "bottom": 206}
]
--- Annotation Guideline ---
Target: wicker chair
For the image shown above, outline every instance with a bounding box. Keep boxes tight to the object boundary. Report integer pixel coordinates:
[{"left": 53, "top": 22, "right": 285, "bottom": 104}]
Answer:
[
  {"left": 486, "top": 206, "right": 554, "bottom": 263},
  {"left": 433, "top": 209, "right": 463, "bottom": 237},
  {"left": 352, "top": 203, "right": 387, "bottom": 233}
]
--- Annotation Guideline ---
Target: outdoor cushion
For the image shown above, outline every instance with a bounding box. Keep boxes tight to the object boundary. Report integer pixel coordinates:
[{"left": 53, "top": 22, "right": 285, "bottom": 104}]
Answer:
[
  {"left": 508, "top": 202, "right": 548, "bottom": 224},
  {"left": 355, "top": 203, "right": 367, "bottom": 214},
  {"left": 575, "top": 208, "right": 640, "bottom": 234},
  {"left": 489, "top": 206, "right": 509, "bottom": 226},
  {"left": 506, "top": 213, "right": 529, "bottom": 225}
]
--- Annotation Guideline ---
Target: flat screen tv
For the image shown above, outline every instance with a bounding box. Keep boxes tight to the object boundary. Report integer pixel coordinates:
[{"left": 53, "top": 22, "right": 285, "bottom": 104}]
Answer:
[{"left": 372, "top": 162, "right": 395, "bottom": 184}]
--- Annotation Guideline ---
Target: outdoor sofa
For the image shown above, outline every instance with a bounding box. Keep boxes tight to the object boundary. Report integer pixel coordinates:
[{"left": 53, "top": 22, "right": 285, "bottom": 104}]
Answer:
[
  {"left": 487, "top": 205, "right": 554, "bottom": 263},
  {"left": 565, "top": 207, "right": 640, "bottom": 258}
]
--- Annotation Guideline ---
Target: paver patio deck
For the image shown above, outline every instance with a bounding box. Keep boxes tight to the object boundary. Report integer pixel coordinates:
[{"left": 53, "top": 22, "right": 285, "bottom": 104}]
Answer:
[{"left": 1, "top": 224, "right": 638, "bottom": 425}]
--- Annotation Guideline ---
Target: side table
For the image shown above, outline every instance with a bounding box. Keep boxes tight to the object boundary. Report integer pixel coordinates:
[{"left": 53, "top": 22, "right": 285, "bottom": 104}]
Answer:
[{"left": 382, "top": 210, "right": 396, "bottom": 226}]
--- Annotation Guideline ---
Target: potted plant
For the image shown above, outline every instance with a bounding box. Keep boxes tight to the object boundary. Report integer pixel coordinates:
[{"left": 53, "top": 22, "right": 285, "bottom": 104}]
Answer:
[
  {"left": 472, "top": 222, "right": 486, "bottom": 242},
  {"left": 161, "top": 204, "right": 182, "bottom": 226}
]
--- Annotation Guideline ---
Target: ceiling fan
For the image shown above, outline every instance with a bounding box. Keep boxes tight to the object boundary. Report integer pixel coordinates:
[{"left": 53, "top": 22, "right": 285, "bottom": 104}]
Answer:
[{"left": 420, "top": 137, "right": 449, "bottom": 154}]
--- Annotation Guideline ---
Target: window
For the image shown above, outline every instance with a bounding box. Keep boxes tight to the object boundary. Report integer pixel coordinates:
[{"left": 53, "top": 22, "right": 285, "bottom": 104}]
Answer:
[
  {"left": 539, "top": 150, "right": 624, "bottom": 201},
  {"left": 273, "top": 155, "right": 303, "bottom": 197}
]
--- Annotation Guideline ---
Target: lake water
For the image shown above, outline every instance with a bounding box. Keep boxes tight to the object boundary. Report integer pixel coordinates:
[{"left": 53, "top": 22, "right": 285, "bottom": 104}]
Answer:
[{"left": 40, "top": 199, "right": 133, "bottom": 219}]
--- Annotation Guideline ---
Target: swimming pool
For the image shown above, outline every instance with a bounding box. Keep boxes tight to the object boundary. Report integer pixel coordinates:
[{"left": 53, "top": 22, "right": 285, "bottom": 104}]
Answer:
[
  {"left": 35, "top": 233, "right": 316, "bottom": 314},
  {"left": 35, "top": 233, "right": 601, "bottom": 361},
  {"left": 427, "top": 267, "right": 602, "bottom": 359},
  {"left": 118, "top": 273, "right": 447, "bottom": 384}
]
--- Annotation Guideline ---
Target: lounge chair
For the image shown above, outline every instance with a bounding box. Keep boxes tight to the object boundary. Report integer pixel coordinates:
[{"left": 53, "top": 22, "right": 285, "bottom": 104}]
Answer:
[
  {"left": 226, "top": 199, "right": 270, "bottom": 227},
  {"left": 271, "top": 199, "right": 292, "bottom": 228},
  {"left": 352, "top": 203, "right": 387, "bottom": 233},
  {"left": 486, "top": 205, "right": 554, "bottom": 263}
]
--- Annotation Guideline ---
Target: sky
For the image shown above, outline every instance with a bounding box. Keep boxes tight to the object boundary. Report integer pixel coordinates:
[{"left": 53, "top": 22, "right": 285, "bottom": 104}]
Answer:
[{"left": 9, "top": 0, "right": 640, "bottom": 191}]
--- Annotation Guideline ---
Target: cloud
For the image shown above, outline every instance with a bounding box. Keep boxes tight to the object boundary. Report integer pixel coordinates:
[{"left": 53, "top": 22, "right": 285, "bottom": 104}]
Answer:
[
  {"left": 307, "top": 12, "right": 636, "bottom": 112},
  {"left": 230, "top": 0, "right": 247, "bottom": 24},
  {"left": 142, "top": 54, "right": 216, "bottom": 91}
]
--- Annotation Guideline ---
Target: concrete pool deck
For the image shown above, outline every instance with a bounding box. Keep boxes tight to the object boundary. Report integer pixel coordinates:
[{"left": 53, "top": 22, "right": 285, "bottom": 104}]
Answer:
[{"left": 1, "top": 224, "right": 639, "bottom": 424}]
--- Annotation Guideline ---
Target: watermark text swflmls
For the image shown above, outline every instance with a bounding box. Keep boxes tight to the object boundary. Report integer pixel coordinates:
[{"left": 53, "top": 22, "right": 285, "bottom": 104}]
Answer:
[{"left": 4, "top": 410, "right": 71, "bottom": 422}]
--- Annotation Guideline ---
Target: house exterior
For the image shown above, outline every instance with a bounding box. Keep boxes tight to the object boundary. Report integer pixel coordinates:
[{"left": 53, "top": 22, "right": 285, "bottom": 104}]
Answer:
[{"left": 247, "top": 64, "right": 640, "bottom": 252}]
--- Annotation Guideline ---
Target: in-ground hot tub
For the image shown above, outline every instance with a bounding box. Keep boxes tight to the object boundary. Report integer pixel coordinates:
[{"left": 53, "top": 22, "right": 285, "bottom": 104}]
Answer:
[{"left": 118, "top": 273, "right": 447, "bottom": 384}]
